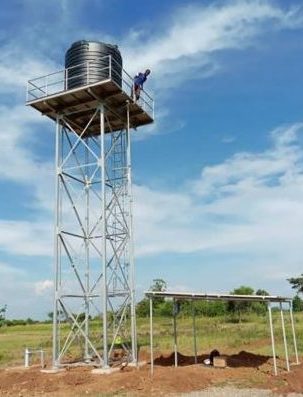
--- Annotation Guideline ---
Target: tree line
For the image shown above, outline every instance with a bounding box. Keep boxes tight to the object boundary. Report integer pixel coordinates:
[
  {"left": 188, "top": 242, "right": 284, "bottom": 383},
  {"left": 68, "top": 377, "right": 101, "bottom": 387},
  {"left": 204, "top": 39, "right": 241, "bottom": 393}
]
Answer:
[
  {"left": 136, "top": 277, "right": 303, "bottom": 319},
  {"left": 1, "top": 274, "right": 303, "bottom": 326}
]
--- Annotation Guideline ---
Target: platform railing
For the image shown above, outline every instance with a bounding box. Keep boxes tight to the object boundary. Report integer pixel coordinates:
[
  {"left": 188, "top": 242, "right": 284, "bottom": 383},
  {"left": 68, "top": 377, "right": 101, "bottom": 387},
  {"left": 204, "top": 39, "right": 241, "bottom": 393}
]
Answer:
[{"left": 26, "top": 55, "right": 154, "bottom": 119}]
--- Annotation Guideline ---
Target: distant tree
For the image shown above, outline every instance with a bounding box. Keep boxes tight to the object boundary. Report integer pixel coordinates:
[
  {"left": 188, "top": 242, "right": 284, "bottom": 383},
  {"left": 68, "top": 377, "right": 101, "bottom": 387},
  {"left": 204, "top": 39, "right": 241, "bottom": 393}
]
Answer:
[
  {"left": 0, "top": 305, "right": 7, "bottom": 327},
  {"left": 252, "top": 289, "right": 270, "bottom": 315},
  {"left": 77, "top": 312, "right": 92, "bottom": 322},
  {"left": 136, "top": 298, "right": 150, "bottom": 317},
  {"left": 156, "top": 300, "right": 173, "bottom": 317},
  {"left": 288, "top": 275, "right": 303, "bottom": 295},
  {"left": 227, "top": 286, "right": 254, "bottom": 322},
  {"left": 176, "top": 300, "right": 226, "bottom": 317},
  {"left": 5, "top": 319, "right": 26, "bottom": 326},
  {"left": 256, "top": 289, "right": 270, "bottom": 296},
  {"left": 47, "top": 310, "right": 65, "bottom": 322},
  {"left": 293, "top": 295, "right": 303, "bottom": 312},
  {"left": 204, "top": 301, "right": 227, "bottom": 317},
  {"left": 150, "top": 279, "right": 167, "bottom": 292},
  {"left": 150, "top": 278, "right": 167, "bottom": 305},
  {"left": 136, "top": 279, "right": 168, "bottom": 317}
]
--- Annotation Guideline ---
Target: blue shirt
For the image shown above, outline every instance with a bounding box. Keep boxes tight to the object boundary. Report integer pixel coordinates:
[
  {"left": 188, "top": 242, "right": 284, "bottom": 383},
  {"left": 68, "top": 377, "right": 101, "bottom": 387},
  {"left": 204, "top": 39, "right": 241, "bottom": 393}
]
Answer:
[{"left": 134, "top": 73, "right": 147, "bottom": 88}]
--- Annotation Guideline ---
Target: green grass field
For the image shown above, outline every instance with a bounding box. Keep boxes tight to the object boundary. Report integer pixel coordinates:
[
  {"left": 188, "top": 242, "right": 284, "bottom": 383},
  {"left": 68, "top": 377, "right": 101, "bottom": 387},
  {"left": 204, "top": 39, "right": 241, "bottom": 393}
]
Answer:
[{"left": 0, "top": 312, "right": 302, "bottom": 368}]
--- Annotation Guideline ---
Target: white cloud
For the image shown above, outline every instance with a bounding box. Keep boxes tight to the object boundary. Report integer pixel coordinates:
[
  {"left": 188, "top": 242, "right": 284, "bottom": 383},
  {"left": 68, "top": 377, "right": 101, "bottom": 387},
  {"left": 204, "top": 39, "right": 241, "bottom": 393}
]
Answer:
[
  {"left": 0, "top": 0, "right": 300, "bottom": 167},
  {"left": 120, "top": 1, "right": 303, "bottom": 138},
  {"left": 123, "top": 1, "right": 303, "bottom": 88},
  {"left": 0, "top": 104, "right": 55, "bottom": 222},
  {"left": 0, "top": 220, "right": 52, "bottom": 256},
  {"left": 1, "top": 120, "right": 303, "bottom": 276},
  {"left": 133, "top": 123, "right": 303, "bottom": 277},
  {"left": 192, "top": 123, "right": 303, "bottom": 199},
  {"left": 0, "top": 262, "right": 24, "bottom": 277},
  {"left": 0, "top": 104, "right": 55, "bottom": 258},
  {"left": 0, "top": 105, "right": 52, "bottom": 184},
  {"left": 1, "top": 1, "right": 302, "bottom": 98},
  {"left": 0, "top": 46, "right": 57, "bottom": 96},
  {"left": 34, "top": 279, "right": 53, "bottom": 295},
  {"left": 0, "top": 262, "right": 52, "bottom": 319}
]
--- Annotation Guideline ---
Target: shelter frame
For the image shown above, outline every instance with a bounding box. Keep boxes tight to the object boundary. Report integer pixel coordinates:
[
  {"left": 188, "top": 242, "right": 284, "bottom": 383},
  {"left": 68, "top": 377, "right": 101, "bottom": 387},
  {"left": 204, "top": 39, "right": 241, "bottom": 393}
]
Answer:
[{"left": 146, "top": 291, "right": 300, "bottom": 376}]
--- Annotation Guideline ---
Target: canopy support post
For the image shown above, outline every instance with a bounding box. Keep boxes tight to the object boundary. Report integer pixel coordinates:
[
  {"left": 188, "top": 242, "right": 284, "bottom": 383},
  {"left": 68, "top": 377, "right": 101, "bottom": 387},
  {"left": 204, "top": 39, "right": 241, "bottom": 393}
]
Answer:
[
  {"left": 289, "top": 301, "right": 299, "bottom": 365},
  {"left": 280, "top": 302, "right": 290, "bottom": 372},
  {"left": 150, "top": 297, "right": 154, "bottom": 375},
  {"left": 268, "top": 302, "right": 278, "bottom": 376},
  {"left": 173, "top": 299, "right": 178, "bottom": 367},
  {"left": 192, "top": 300, "right": 197, "bottom": 364}
]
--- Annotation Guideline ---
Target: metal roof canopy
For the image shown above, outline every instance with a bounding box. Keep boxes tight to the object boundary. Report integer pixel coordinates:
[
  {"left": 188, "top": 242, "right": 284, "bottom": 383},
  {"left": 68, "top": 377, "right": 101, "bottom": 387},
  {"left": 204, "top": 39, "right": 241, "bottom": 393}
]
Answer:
[
  {"left": 145, "top": 291, "right": 300, "bottom": 377},
  {"left": 26, "top": 57, "right": 154, "bottom": 136},
  {"left": 145, "top": 291, "right": 291, "bottom": 303}
]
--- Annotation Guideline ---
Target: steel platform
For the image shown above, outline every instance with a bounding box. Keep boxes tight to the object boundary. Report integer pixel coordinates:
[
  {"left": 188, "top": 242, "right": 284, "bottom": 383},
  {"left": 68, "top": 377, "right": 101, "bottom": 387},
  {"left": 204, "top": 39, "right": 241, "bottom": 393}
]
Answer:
[{"left": 26, "top": 58, "right": 154, "bottom": 135}]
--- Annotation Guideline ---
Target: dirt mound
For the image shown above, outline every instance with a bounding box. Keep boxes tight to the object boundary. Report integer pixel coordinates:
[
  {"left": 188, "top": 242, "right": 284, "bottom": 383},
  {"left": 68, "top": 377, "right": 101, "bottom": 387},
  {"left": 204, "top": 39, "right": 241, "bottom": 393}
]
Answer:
[
  {"left": 154, "top": 352, "right": 208, "bottom": 366},
  {"left": 153, "top": 350, "right": 271, "bottom": 369},
  {"left": 227, "top": 351, "right": 271, "bottom": 368}
]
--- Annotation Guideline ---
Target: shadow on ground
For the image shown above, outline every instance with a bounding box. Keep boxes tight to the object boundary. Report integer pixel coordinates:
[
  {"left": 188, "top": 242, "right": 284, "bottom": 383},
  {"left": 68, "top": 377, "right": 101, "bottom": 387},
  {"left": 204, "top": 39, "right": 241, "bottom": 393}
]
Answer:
[{"left": 153, "top": 350, "right": 271, "bottom": 368}]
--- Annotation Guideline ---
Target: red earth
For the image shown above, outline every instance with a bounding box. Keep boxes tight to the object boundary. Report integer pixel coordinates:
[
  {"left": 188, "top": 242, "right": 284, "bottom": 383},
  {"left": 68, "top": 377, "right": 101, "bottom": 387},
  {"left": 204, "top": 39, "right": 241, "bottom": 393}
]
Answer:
[{"left": 0, "top": 351, "right": 302, "bottom": 396}]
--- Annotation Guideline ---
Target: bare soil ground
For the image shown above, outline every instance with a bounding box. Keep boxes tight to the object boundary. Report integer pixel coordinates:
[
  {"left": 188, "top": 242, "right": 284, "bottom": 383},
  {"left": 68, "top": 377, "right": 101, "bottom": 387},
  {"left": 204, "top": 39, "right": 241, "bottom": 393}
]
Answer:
[
  {"left": 177, "top": 388, "right": 303, "bottom": 396},
  {"left": 0, "top": 350, "right": 303, "bottom": 397}
]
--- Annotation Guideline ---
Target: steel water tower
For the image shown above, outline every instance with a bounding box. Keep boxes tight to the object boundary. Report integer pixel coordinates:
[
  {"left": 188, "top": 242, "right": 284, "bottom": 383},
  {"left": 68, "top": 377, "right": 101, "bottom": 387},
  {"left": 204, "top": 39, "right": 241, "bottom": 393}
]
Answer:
[{"left": 26, "top": 40, "right": 154, "bottom": 370}]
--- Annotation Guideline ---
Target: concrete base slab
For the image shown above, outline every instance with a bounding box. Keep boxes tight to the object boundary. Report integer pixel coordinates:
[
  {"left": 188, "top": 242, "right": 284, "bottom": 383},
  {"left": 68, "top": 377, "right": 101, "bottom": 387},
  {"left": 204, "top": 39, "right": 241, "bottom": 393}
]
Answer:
[
  {"left": 92, "top": 367, "right": 120, "bottom": 375},
  {"left": 40, "top": 368, "right": 66, "bottom": 374},
  {"left": 128, "top": 361, "right": 146, "bottom": 368},
  {"left": 290, "top": 362, "right": 301, "bottom": 366},
  {"left": 62, "top": 361, "right": 96, "bottom": 368},
  {"left": 5, "top": 366, "right": 30, "bottom": 371}
]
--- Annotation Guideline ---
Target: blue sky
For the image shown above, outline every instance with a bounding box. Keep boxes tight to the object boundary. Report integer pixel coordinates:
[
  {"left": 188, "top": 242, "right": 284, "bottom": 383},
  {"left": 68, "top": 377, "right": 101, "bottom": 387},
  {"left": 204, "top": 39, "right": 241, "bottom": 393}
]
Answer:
[{"left": 1, "top": 0, "right": 303, "bottom": 318}]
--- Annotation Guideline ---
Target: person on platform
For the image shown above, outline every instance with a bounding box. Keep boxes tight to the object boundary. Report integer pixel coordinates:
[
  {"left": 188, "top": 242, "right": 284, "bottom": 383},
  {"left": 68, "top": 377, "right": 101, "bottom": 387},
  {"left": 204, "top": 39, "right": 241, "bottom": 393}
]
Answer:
[{"left": 132, "top": 69, "right": 151, "bottom": 101}]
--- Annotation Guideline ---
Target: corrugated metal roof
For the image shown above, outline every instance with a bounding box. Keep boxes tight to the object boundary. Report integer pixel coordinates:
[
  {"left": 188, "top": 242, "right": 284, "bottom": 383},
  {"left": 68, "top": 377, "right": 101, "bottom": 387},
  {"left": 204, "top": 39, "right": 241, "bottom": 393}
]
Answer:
[{"left": 144, "top": 291, "right": 291, "bottom": 303}]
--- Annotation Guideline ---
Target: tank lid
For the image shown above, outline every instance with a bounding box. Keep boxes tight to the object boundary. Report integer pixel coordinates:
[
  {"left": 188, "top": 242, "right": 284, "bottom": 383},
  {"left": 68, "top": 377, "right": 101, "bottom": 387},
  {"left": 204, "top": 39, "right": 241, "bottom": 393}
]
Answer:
[{"left": 69, "top": 40, "right": 119, "bottom": 50}]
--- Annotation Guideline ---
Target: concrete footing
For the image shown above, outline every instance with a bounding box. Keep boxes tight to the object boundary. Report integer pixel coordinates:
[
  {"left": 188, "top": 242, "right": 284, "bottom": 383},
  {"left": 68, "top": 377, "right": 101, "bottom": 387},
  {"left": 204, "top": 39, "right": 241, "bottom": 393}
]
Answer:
[
  {"left": 40, "top": 367, "right": 66, "bottom": 374},
  {"left": 91, "top": 360, "right": 146, "bottom": 374},
  {"left": 92, "top": 367, "right": 120, "bottom": 375},
  {"left": 128, "top": 360, "right": 146, "bottom": 368},
  {"left": 5, "top": 366, "right": 31, "bottom": 371}
]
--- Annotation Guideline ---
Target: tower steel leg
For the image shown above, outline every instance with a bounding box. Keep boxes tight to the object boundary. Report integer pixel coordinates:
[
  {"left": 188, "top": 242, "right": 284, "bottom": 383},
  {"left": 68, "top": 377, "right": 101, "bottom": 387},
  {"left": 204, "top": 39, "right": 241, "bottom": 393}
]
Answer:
[
  {"left": 52, "top": 116, "right": 61, "bottom": 369},
  {"left": 100, "top": 103, "right": 109, "bottom": 368},
  {"left": 84, "top": 138, "right": 91, "bottom": 362},
  {"left": 126, "top": 102, "right": 137, "bottom": 364}
]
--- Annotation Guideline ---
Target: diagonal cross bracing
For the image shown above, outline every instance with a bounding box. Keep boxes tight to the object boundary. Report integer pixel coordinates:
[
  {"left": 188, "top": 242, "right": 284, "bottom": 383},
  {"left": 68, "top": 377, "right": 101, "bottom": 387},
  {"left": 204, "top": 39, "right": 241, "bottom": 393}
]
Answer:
[{"left": 52, "top": 102, "right": 136, "bottom": 369}]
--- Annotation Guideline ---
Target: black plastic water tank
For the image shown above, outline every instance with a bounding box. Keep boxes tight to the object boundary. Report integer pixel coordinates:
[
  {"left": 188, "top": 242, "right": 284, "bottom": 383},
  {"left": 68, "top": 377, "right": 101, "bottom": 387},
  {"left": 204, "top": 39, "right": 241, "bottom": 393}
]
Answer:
[{"left": 65, "top": 40, "right": 122, "bottom": 89}]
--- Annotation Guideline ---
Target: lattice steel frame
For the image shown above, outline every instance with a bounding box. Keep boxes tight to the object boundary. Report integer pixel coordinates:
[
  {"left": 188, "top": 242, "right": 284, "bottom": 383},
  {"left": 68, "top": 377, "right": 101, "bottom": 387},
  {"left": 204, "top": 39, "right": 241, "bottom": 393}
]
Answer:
[{"left": 52, "top": 102, "right": 136, "bottom": 369}]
